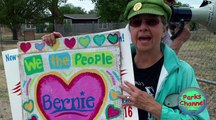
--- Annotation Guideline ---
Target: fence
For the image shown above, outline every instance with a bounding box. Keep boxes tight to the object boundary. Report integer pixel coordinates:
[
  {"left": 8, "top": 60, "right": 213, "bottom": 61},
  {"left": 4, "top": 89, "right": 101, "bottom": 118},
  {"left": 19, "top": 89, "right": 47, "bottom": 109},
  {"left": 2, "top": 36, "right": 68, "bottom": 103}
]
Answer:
[
  {"left": 0, "top": 23, "right": 216, "bottom": 119},
  {"left": 0, "top": 23, "right": 216, "bottom": 83},
  {"left": 0, "top": 23, "right": 216, "bottom": 84},
  {"left": 178, "top": 28, "right": 216, "bottom": 83},
  {"left": 57, "top": 22, "right": 126, "bottom": 36}
]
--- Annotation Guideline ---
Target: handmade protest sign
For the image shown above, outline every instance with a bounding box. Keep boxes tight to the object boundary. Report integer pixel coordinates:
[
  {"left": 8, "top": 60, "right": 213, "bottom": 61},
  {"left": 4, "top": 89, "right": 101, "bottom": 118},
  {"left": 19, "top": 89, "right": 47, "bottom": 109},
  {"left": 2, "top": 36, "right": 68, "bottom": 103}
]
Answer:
[
  {"left": 2, "top": 49, "right": 22, "bottom": 120},
  {"left": 17, "top": 29, "right": 135, "bottom": 120}
]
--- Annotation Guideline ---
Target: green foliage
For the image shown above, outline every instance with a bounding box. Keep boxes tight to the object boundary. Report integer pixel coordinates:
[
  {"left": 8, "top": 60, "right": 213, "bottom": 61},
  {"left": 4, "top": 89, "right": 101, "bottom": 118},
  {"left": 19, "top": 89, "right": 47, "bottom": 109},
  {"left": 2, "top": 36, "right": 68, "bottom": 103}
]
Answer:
[
  {"left": 0, "top": 0, "right": 50, "bottom": 40},
  {"left": 174, "top": 2, "right": 190, "bottom": 7},
  {"left": 91, "top": 0, "right": 128, "bottom": 22},
  {"left": 47, "top": 23, "right": 54, "bottom": 33},
  {"left": 88, "top": 9, "right": 97, "bottom": 14},
  {"left": 90, "top": 0, "right": 191, "bottom": 22},
  {"left": 47, "top": 0, "right": 67, "bottom": 24},
  {"left": 0, "top": 0, "right": 49, "bottom": 25},
  {"left": 48, "top": 0, "right": 67, "bottom": 7},
  {"left": 0, "top": 0, "right": 68, "bottom": 39},
  {"left": 60, "top": 3, "right": 86, "bottom": 14}
]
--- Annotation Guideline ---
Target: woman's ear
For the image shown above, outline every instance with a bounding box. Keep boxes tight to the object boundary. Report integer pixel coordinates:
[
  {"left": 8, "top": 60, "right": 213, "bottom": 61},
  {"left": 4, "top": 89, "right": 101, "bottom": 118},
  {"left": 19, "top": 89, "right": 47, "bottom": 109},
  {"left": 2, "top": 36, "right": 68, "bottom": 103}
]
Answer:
[
  {"left": 162, "top": 25, "right": 168, "bottom": 38},
  {"left": 129, "top": 25, "right": 131, "bottom": 32}
]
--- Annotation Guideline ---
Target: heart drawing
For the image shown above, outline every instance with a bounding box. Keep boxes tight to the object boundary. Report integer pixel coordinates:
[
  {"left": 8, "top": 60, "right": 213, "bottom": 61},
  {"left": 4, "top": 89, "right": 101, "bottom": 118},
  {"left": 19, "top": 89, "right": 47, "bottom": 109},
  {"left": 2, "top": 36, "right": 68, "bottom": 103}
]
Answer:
[
  {"left": 20, "top": 42, "right": 31, "bottom": 53},
  {"left": 23, "top": 99, "right": 34, "bottom": 113},
  {"left": 29, "top": 114, "right": 38, "bottom": 120},
  {"left": 109, "top": 89, "right": 121, "bottom": 101},
  {"left": 51, "top": 39, "right": 60, "bottom": 50},
  {"left": 107, "top": 33, "right": 119, "bottom": 44},
  {"left": 93, "top": 34, "right": 106, "bottom": 46},
  {"left": 79, "top": 36, "right": 91, "bottom": 48},
  {"left": 36, "top": 71, "right": 107, "bottom": 120},
  {"left": 64, "top": 38, "right": 76, "bottom": 49},
  {"left": 35, "top": 42, "right": 45, "bottom": 52},
  {"left": 106, "top": 104, "right": 121, "bottom": 119}
]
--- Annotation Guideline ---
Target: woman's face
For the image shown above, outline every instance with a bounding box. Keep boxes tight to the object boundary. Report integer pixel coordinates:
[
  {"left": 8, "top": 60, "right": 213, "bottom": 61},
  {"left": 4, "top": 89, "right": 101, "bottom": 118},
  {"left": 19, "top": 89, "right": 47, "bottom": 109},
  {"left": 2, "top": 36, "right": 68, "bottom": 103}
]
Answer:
[{"left": 129, "top": 14, "right": 167, "bottom": 53}]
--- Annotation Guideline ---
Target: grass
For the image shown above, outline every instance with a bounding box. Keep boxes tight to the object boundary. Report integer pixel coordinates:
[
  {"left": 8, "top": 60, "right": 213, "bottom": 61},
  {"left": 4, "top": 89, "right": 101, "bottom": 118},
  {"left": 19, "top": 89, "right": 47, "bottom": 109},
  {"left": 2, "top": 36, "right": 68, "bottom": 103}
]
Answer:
[
  {"left": 0, "top": 61, "right": 4, "bottom": 70},
  {"left": 0, "top": 53, "right": 9, "bottom": 99},
  {"left": 178, "top": 38, "right": 216, "bottom": 81}
]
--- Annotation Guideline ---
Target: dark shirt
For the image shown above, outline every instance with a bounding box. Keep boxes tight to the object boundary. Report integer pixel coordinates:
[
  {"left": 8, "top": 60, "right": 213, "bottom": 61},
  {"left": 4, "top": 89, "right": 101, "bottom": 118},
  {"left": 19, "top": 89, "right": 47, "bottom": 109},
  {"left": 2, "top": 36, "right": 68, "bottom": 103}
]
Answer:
[{"left": 132, "top": 53, "right": 164, "bottom": 120}]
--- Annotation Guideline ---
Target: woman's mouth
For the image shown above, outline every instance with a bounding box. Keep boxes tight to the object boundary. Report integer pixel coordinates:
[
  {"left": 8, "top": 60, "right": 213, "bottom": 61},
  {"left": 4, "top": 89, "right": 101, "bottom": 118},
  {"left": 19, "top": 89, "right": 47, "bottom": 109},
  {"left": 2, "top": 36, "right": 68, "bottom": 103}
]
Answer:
[{"left": 138, "top": 36, "right": 151, "bottom": 41}]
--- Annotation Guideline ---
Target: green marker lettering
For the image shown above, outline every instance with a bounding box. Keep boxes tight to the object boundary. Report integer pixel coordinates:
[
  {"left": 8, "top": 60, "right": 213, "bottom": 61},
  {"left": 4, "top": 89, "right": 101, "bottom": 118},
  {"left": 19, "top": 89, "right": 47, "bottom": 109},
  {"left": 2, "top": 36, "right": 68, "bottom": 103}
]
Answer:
[
  {"left": 24, "top": 55, "right": 44, "bottom": 75},
  {"left": 72, "top": 51, "right": 114, "bottom": 68}
]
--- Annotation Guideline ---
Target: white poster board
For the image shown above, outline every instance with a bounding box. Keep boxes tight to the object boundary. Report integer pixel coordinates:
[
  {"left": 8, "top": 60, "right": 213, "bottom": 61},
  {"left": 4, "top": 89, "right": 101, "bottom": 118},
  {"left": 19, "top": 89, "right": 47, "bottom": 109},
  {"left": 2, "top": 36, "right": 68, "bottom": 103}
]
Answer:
[
  {"left": 2, "top": 28, "right": 138, "bottom": 120},
  {"left": 2, "top": 49, "right": 22, "bottom": 120}
]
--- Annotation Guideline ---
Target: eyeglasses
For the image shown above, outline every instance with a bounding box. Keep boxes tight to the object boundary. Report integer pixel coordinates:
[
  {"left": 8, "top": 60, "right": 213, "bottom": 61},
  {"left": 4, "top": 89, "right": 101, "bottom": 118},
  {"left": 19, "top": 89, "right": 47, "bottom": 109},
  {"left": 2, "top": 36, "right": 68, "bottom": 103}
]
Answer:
[{"left": 129, "top": 17, "right": 160, "bottom": 27}]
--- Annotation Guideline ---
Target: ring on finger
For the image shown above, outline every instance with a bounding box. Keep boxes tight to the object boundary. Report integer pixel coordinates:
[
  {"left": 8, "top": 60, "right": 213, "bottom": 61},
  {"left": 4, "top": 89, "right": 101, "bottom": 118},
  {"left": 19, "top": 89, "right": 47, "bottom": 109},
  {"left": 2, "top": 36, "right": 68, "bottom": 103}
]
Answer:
[{"left": 126, "top": 96, "right": 131, "bottom": 100}]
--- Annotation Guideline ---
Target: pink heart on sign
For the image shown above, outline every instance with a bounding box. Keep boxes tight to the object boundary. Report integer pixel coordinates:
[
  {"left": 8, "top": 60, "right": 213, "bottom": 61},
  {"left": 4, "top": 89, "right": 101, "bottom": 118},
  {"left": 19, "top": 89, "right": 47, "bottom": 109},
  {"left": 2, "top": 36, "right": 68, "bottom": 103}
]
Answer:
[
  {"left": 20, "top": 42, "right": 31, "bottom": 53},
  {"left": 106, "top": 105, "right": 121, "bottom": 119},
  {"left": 36, "top": 72, "right": 106, "bottom": 120},
  {"left": 30, "top": 115, "right": 37, "bottom": 120},
  {"left": 64, "top": 38, "right": 76, "bottom": 49}
]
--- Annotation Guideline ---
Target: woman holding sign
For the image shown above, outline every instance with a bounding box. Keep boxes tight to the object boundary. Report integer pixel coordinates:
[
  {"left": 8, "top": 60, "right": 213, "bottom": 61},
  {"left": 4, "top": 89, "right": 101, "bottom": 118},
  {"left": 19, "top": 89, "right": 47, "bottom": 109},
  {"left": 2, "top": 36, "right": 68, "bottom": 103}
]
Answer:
[
  {"left": 42, "top": 0, "right": 209, "bottom": 119},
  {"left": 118, "top": 0, "right": 209, "bottom": 120}
]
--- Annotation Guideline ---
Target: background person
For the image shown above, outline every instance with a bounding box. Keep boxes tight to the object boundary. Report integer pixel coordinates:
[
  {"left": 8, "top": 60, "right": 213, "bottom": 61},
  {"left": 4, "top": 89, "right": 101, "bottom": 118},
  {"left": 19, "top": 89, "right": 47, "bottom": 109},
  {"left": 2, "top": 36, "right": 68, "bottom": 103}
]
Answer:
[{"left": 164, "top": 0, "right": 191, "bottom": 54}]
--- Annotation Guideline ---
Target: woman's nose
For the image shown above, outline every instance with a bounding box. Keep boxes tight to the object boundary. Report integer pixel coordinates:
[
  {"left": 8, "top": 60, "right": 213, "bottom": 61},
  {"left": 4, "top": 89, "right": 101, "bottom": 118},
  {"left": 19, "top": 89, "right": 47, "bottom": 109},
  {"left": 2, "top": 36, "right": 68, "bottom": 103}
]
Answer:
[{"left": 139, "top": 20, "right": 149, "bottom": 31}]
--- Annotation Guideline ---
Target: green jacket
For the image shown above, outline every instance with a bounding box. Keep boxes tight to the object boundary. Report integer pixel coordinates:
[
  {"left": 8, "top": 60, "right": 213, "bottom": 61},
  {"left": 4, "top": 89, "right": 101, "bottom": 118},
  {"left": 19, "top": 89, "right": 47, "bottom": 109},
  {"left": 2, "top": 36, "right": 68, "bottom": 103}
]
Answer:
[{"left": 131, "top": 43, "right": 210, "bottom": 120}]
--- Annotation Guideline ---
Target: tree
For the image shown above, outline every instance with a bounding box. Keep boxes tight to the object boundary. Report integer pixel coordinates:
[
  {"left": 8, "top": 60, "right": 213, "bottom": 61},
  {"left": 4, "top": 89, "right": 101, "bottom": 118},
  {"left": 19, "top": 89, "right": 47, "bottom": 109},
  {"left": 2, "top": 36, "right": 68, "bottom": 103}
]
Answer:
[
  {"left": 174, "top": 2, "right": 190, "bottom": 7},
  {"left": 46, "top": 0, "right": 68, "bottom": 33},
  {"left": 47, "top": 0, "right": 67, "bottom": 25},
  {"left": 91, "top": 0, "right": 128, "bottom": 22},
  {"left": 89, "top": 0, "right": 191, "bottom": 22},
  {"left": 88, "top": 9, "right": 97, "bottom": 14},
  {"left": 0, "top": 0, "right": 49, "bottom": 40},
  {"left": 60, "top": 4, "right": 86, "bottom": 14}
]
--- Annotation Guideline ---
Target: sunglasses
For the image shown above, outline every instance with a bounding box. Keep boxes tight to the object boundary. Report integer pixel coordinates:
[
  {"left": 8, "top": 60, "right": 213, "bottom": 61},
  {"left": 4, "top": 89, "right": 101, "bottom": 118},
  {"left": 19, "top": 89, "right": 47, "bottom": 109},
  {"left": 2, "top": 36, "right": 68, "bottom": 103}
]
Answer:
[{"left": 129, "top": 17, "right": 160, "bottom": 27}]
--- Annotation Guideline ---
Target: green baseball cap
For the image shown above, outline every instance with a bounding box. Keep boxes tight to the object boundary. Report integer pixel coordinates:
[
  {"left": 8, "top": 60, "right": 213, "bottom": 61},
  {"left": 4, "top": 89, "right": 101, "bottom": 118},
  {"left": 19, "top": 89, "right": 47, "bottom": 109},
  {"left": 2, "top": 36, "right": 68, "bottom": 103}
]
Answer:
[{"left": 124, "top": 0, "right": 172, "bottom": 22}]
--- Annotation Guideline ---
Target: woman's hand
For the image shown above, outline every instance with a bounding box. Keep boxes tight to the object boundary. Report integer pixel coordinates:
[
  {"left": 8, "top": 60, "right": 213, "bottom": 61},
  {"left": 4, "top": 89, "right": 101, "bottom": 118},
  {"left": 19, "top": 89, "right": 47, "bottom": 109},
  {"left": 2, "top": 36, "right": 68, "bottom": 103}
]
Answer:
[
  {"left": 42, "top": 32, "right": 63, "bottom": 46},
  {"left": 118, "top": 81, "right": 162, "bottom": 119},
  {"left": 171, "top": 24, "right": 191, "bottom": 54}
]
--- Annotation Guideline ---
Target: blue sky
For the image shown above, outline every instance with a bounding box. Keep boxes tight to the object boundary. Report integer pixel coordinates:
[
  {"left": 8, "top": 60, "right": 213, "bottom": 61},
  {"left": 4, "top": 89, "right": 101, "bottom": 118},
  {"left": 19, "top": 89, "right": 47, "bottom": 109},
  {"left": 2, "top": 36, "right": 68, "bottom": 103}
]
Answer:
[
  {"left": 67, "top": 0, "right": 94, "bottom": 12},
  {"left": 67, "top": 0, "right": 204, "bottom": 12}
]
